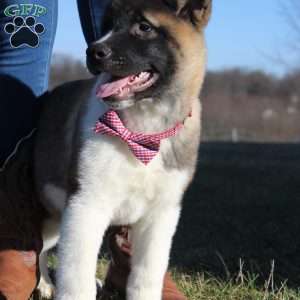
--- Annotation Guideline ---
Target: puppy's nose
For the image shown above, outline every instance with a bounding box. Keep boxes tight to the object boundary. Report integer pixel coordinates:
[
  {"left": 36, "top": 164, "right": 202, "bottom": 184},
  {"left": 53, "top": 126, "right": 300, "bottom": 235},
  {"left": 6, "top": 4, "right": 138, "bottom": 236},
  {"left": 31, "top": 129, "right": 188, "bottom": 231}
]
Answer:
[{"left": 87, "top": 43, "right": 112, "bottom": 61}]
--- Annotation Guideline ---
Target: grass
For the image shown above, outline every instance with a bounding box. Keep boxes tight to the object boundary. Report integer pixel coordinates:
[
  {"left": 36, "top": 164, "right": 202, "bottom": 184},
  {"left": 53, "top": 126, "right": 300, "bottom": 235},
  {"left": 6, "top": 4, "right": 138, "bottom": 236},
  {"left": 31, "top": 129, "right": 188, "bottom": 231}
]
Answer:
[
  {"left": 172, "top": 270, "right": 300, "bottom": 300},
  {"left": 34, "top": 257, "right": 300, "bottom": 300}
]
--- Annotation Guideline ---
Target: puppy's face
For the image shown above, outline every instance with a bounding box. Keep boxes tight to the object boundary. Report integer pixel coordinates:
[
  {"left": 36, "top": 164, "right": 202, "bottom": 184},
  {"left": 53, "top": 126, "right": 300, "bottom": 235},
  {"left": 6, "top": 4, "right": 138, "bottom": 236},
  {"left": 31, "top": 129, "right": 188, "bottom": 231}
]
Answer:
[{"left": 87, "top": 0, "right": 212, "bottom": 109}]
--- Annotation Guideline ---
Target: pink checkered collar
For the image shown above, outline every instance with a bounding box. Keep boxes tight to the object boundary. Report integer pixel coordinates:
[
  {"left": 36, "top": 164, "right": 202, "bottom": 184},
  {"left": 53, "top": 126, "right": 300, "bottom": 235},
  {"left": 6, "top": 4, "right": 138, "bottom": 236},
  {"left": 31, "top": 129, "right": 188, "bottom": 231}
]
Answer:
[{"left": 94, "top": 110, "right": 191, "bottom": 165}]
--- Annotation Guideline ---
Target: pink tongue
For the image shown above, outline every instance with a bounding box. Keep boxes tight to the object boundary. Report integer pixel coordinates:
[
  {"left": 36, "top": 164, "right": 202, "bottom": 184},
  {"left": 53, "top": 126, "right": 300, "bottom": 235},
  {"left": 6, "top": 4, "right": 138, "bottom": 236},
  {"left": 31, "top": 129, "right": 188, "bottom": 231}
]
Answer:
[
  {"left": 97, "top": 76, "right": 132, "bottom": 98},
  {"left": 97, "top": 72, "right": 151, "bottom": 99}
]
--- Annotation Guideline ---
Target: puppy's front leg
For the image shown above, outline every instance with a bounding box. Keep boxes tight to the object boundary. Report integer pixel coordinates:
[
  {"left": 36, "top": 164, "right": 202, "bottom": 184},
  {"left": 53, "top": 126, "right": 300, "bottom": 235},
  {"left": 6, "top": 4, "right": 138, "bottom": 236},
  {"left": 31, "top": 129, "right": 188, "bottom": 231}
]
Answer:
[
  {"left": 55, "top": 192, "right": 111, "bottom": 300},
  {"left": 127, "top": 206, "right": 181, "bottom": 300}
]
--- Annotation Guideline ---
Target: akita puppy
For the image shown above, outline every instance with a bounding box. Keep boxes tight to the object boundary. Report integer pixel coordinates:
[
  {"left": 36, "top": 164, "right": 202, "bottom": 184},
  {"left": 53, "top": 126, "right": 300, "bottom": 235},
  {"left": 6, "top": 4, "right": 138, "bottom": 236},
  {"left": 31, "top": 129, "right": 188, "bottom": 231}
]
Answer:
[{"left": 34, "top": 0, "right": 212, "bottom": 299}]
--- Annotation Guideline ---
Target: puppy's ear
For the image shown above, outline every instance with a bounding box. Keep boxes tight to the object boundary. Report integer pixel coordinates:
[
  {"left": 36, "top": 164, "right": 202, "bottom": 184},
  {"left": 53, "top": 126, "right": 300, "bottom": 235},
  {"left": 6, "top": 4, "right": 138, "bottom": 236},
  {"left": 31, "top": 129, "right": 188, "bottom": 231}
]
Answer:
[{"left": 163, "top": 0, "right": 212, "bottom": 28}]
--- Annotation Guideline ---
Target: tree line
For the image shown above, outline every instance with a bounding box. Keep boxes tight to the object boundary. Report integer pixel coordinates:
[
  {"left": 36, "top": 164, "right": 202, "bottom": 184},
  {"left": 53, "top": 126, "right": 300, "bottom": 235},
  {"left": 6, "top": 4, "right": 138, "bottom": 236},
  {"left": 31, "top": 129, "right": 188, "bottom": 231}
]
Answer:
[{"left": 50, "top": 55, "right": 300, "bottom": 142}]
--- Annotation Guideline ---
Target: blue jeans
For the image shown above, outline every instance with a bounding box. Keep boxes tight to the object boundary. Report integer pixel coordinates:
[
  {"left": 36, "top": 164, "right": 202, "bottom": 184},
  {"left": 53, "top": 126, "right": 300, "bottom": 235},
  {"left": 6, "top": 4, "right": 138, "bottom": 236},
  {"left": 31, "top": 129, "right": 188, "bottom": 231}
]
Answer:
[{"left": 0, "top": 0, "right": 111, "bottom": 165}]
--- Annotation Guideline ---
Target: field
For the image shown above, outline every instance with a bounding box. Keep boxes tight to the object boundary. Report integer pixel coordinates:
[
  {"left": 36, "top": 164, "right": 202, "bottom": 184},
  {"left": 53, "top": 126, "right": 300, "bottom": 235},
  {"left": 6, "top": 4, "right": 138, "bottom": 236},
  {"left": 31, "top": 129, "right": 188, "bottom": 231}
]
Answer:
[
  {"left": 35, "top": 142, "right": 300, "bottom": 300},
  {"left": 35, "top": 259, "right": 300, "bottom": 300},
  {"left": 35, "top": 257, "right": 300, "bottom": 300}
]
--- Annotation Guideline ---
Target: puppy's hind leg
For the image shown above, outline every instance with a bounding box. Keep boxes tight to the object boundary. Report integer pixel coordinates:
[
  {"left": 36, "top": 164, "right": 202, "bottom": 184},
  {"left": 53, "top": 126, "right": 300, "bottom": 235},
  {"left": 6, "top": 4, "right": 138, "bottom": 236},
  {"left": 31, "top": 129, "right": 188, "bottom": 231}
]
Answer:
[
  {"left": 127, "top": 206, "right": 181, "bottom": 300},
  {"left": 38, "top": 251, "right": 56, "bottom": 299},
  {"left": 55, "top": 191, "right": 112, "bottom": 300},
  {"left": 38, "top": 218, "right": 60, "bottom": 299}
]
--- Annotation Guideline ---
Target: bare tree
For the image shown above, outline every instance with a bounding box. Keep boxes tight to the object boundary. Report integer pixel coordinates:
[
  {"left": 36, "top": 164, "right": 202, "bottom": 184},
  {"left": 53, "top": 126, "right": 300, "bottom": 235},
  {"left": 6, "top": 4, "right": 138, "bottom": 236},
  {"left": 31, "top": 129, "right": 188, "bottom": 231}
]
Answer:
[
  {"left": 284, "top": 0, "right": 300, "bottom": 49},
  {"left": 279, "top": 0, "right": 300, "bottom": 66}
]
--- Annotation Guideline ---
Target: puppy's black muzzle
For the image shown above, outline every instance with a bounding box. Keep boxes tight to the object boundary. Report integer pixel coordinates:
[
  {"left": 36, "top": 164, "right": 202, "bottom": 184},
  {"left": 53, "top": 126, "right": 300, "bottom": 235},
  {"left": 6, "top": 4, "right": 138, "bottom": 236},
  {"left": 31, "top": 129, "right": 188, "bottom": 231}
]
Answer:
[{"left": 86, "top": 42, "right": 114, "bottom": 75}]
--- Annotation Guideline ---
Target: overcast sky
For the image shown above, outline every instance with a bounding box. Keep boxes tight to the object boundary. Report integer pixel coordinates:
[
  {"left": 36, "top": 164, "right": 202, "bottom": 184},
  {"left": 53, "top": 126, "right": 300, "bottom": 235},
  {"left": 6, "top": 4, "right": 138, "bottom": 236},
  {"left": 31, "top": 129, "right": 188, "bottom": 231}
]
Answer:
[{"left": 53, "top": 0, "right": 295, "bottom": 75}]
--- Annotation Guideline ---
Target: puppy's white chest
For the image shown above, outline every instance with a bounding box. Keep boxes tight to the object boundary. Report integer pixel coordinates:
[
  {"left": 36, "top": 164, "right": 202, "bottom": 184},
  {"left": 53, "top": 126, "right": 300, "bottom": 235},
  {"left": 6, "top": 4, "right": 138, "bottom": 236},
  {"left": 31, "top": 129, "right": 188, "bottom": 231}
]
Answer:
[
  {"left": 79, "top": 136, "right": 188, "bottom": 225},
  {"left": 110, "top": 167, "right": 167, "bottom": 224}
]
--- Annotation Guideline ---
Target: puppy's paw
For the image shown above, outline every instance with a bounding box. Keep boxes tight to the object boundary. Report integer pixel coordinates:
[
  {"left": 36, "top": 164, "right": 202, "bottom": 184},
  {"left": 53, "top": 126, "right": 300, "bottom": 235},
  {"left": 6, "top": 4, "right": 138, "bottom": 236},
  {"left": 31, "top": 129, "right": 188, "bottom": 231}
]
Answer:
[{"left": 37, "top": 276, "right": 55, "bottom": 299}]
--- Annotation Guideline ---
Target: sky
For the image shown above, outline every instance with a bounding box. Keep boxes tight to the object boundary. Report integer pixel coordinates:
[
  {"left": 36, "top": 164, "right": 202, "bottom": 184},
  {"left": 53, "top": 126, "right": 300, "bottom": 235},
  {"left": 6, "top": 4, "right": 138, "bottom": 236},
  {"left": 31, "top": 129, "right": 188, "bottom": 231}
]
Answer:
[{"left": 53, "top": 0, "right": 294, "bottom": 75}]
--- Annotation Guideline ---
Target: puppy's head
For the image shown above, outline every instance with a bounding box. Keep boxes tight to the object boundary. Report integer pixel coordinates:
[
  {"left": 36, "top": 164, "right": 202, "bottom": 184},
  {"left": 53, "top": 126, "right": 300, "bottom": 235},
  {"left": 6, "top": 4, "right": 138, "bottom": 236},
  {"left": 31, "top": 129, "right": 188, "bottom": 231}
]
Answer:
[{"left": 87, "top": 0, "right": 212, "bottom": 109}]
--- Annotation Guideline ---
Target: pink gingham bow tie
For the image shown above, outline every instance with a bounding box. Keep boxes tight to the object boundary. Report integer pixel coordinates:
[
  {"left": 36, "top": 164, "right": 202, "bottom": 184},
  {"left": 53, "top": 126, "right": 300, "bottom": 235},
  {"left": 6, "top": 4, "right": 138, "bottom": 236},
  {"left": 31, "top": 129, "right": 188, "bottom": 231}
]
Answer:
[{"left": 94, "top": 110, "right": 184, "bottom": 165}]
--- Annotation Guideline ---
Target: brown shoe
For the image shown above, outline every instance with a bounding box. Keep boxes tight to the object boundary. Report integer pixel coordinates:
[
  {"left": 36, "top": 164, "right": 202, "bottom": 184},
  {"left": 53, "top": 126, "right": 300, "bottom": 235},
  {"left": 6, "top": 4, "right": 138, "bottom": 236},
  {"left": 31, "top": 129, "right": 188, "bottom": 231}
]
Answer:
[
  {"left": 101, "top": 227, "right": 187, "bottom": 300},
  {"left": 162, "top": 273, "right": 186, "bottom": 300},
  {"left": 0, "top": 250, "right": 37, "bottom": 300}
]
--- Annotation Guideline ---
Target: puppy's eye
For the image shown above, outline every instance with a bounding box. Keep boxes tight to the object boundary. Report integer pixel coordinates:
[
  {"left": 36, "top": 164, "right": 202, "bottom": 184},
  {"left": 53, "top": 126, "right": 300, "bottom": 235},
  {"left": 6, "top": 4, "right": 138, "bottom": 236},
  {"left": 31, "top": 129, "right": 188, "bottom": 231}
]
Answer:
[
  {"left": 139, "top": 22, "right": 152, "bottom": 32},
  {"left": 131, "top": 21, "right": 156, "bottom": 39}
]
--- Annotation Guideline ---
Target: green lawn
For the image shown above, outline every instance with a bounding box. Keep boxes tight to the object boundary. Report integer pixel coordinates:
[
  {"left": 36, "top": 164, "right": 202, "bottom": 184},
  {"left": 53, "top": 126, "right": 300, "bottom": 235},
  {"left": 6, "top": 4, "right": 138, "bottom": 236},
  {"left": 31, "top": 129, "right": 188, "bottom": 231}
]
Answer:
[
  {"left": 173, "top": 271, "right": 300, "bottom": 300},
  {"left": 34, "top": 258, "right": 300, "bottom": 300},
  {"left": 97, "top": 259, "right": 295, "bottom": 300}
]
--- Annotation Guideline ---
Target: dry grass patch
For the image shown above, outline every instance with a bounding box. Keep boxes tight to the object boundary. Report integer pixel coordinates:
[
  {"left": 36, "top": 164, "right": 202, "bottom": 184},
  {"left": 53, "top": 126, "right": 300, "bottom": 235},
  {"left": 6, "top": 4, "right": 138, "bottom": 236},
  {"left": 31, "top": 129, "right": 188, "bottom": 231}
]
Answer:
[{"left": 34, "top": 258, "right": 300, "bottom": 300}]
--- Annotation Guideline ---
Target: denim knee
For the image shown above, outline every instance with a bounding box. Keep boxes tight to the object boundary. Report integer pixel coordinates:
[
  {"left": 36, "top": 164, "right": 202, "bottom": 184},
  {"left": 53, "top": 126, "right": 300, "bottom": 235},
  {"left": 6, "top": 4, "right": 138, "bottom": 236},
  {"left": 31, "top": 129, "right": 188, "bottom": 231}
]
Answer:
[
  {"left": 0, "top": 0, "right": 57, "bottom": 165},
  {"left": 77, "top": 0, "right": 112, "bottom": 44},
  {"left": 0, "top": 0, "right": 58, "bottom": 96}
]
